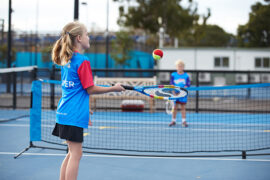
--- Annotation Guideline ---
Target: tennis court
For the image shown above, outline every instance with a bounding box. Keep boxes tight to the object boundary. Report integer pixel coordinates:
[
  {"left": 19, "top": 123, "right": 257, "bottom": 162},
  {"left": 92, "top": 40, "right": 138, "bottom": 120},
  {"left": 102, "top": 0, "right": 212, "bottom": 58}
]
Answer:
[
  {"left": 1, "top": 113, "right": 270, "bottom": 180},
  {"left": 1, "top": 74, "right": 270, "bottom": 179}
]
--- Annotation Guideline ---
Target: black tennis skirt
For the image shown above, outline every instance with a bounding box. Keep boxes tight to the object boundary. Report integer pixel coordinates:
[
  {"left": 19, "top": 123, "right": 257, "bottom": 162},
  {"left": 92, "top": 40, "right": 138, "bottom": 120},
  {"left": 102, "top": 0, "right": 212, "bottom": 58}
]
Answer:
[{"left": 52, "top": 123, "right": 83, "bottom": 143}]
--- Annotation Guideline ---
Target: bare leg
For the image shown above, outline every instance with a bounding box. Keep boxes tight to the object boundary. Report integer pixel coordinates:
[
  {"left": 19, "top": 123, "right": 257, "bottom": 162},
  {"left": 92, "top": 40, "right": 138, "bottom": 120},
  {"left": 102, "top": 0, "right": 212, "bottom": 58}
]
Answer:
[
  {"left": 180, "top": 104, "right": 188, "bottom": 127},
  {"left": 169, "top": 104, "right": 178, "bottom": 126},
  {"left": 60, "top": 152, "right": 70, "bottom": 180},
  {"left": 172, "top": 103, "right": 178, "bottom": 119},
  {"left": 180, "top": 104, "right": 186, "bottom": 119},
  {"left": 65, "top": 141, "right": 82, "bottom": 180}
]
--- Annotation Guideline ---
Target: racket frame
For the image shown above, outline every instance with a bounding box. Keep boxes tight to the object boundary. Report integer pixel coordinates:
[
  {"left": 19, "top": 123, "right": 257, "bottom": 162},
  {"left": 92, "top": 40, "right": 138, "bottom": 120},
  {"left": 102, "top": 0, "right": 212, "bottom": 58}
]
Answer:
[{"left": 121, "top": 85, "right": 188, "bottom": 100}]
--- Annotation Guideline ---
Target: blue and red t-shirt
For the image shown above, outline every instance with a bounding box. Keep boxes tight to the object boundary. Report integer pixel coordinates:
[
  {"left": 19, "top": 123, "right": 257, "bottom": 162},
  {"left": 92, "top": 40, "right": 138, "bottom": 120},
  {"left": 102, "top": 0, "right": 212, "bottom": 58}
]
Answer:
[
  {"left": 56, "top": 52, "right": 94, "bottom": 128},
  {"left": 170, "top": 72, "right": 190, "bottom": 88},
  {"left": 170, "top": 72, "right": 190, "bottom": 103}
]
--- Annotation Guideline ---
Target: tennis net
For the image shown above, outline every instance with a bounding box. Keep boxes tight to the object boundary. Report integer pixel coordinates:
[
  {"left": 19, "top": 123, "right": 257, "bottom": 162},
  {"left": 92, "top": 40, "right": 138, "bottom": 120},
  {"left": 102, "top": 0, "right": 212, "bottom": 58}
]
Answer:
[
  {"left": 0, "top": 66, "right": 37, "bottom": 123},
  {"left": 30, "top": 80, "right": 270, "bottom": 155}
]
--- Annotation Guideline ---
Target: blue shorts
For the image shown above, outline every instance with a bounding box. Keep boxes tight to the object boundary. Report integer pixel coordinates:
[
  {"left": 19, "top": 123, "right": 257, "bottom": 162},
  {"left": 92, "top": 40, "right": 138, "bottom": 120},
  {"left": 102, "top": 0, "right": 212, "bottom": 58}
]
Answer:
[{"left": 174, "top": 96, "right": 188, "bottom": 104}]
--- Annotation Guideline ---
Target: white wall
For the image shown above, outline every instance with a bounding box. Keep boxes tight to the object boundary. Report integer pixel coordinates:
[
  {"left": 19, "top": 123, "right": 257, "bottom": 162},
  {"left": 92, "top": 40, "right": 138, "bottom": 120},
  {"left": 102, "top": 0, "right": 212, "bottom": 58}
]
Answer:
[
  {"left": 235, "top": 49, "right": 270, "bottom": 70},
  {"left": 158, "top": 47, "right": 270, "bottom": 71},
  {"left": 158, "top": 48, "right": 195, "bottom": 70}
]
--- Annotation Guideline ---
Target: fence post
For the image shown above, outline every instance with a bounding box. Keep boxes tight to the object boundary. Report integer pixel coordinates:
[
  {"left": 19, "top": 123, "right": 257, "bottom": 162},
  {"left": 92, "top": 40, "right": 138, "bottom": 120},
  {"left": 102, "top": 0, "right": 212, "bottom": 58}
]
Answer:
[
  {"left": 31, "top": 66, "right": 37, "bottom": 81},
  {"left": 12, "top": 70, "right": 17, "bottom": 109},
  {"left": 195, "top": 71, "right": 199, "bottom": 113},
  {"left": 247, "top": 71, "right": 251, "bottom": 98}
]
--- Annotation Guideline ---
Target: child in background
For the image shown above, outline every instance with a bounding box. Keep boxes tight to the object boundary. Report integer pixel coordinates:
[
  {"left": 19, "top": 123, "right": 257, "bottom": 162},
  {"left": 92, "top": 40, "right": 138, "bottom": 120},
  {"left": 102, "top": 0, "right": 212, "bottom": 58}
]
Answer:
[
  {"left": 169, "top": 59, "right": 190, "bottom": 127},
  {"left": 51, "top": 21, "right": 124, "bottom": 180}
]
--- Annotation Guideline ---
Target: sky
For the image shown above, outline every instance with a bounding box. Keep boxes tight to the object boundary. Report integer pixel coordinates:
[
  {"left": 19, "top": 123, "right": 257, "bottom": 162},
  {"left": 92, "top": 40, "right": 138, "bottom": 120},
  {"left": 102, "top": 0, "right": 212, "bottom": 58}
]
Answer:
[{"left": 0, "top": 0, "right": 266, "bottom": 35}]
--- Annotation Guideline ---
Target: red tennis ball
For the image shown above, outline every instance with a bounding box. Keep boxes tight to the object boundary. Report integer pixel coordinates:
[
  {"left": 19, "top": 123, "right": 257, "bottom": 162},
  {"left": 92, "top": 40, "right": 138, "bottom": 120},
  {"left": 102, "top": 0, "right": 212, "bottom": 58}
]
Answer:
[{"left": 152, "top": 49, "right": 163, "bottom": 60}]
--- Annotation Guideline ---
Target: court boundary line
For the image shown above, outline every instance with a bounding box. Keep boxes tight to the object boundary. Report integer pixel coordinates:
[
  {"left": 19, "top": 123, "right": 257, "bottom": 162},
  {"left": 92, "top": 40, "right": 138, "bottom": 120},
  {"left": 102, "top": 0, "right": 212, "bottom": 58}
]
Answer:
[
  {"left": 1, "top": 151, "right": 270, "bottom": 162},
  {"left": 1, "top": 123, "right": 270, "bottom": 133}
]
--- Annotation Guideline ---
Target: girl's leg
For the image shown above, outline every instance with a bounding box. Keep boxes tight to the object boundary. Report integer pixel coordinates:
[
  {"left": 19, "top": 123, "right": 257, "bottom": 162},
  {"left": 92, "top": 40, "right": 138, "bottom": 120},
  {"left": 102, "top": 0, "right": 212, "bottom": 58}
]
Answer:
[
  {"left": 169, "top": 104, "right": 178, "bottom": 126},
  {"left": 60, "top": 152, "right": 70, "bottom": 180},
  {"left": 65, "top": 141, "right": 83, "bottom": 180},
  {"left": 180, "top": 104, "right": 188, "bottom": 127},
  {"left": 180, "top": 104, "right": 186, "bottom": 119}
]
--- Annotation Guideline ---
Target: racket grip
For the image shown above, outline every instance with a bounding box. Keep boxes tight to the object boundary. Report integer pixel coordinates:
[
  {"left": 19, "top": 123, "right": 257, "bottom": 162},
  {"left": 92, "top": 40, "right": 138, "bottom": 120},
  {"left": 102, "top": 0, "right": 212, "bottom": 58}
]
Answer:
[
  {"left": 121, "top": 85, "right": 134, "bottom": 90},
  {"left": 112, "top": 84, "right": 134, "bottom": 90}
]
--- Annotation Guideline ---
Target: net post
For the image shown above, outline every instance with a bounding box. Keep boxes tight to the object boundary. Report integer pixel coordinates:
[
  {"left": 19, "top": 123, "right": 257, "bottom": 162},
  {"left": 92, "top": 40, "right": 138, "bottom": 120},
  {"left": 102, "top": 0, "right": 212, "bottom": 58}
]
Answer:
[
  {"left": 14, "top": 141, "right": 34, "bottom": 159},
  {"left": 242, "top": 151, "right": 246, "bottom": 159}
]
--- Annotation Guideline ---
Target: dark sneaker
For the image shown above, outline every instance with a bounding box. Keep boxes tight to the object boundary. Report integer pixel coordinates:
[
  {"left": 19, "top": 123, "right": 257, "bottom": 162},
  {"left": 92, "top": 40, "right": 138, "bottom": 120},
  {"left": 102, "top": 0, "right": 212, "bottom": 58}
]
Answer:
[
  {"left": 169, "top": 121, "right": 176, "bottom": 127},
  {"left": 182, "top": 121, "right": 188, "bottom": 128}
]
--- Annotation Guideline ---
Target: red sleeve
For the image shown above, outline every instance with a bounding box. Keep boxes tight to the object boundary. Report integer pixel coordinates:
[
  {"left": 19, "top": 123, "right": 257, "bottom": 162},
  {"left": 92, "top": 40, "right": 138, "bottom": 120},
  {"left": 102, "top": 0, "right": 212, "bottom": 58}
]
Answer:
[{"left": 77, "top": 60, "right": 94, "bottom": 89}]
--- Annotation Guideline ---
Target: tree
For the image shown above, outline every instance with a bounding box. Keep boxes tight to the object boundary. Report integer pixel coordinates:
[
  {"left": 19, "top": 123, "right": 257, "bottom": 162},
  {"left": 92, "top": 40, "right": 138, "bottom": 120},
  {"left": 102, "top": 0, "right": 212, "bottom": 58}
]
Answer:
[
  {"left": 192, "top": 25, "right": 233, "bottom": 47},
  {"left": 237, "top": 1, "right": 270, "bottom": 47},
  {"left": 114, "top": 0, "right": 198, "bottom": 41},
  {"left": 110, "top": 30, "right": 134, "bottom": 68},
  {"left": 41, "top": 46, "right": 52, "bottom": 62},
  {"left": 178, "top": 8, "right": 234, "bottom": 47},
  {"left": 114, "top": 0, "right": 234, "bottom": 47},
  {"left": 0, "top": 44, "right": 16, "bottom": 65}
]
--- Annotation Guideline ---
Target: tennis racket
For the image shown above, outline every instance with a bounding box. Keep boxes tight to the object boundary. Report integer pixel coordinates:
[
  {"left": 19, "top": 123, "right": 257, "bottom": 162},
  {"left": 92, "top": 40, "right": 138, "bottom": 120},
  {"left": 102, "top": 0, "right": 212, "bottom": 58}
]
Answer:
[{"left": 119, "top": 85, "right": 188, "bottom": 100}]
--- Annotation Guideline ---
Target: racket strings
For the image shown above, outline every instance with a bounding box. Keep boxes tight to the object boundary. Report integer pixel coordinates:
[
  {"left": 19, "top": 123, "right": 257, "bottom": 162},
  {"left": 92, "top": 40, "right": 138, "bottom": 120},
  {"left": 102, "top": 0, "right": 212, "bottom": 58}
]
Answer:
[
  {"left": 144, "top": 87, "right": 187, "bottom": 98},
  {"left": 143, "top": 88, "right": 160, "bottom": 96}
]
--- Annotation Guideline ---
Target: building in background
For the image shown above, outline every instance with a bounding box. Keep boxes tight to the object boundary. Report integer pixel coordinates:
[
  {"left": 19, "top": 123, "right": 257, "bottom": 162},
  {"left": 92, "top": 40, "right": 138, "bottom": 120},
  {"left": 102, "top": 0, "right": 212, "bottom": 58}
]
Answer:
[{"left": 158, "top": 47, "right": 270, "bottom": 85}]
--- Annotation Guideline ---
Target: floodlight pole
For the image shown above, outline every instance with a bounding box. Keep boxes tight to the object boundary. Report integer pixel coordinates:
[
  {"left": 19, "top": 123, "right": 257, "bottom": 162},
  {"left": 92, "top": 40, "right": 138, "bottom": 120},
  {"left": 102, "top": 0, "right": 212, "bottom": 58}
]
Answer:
[
  {"left": 0, "top": 19, "right": 4, "bottom": 46},
  {"left": 35, "top": 0, "right": 39, "bottom": 66},
  {"left": 74, "top": 0, "right": 79, "bottom": 20},
  {"left": 81, "top": 2, "right": 88, "bottom": 26},
  {"left": 7, "top": 0, "right": 12, "bottom": 93},
  {"left": 105, "top": 0, "right": 109, "bottom": 76},
  {"left": 7, "top": 0, "right": 12, "bottom": 68}
]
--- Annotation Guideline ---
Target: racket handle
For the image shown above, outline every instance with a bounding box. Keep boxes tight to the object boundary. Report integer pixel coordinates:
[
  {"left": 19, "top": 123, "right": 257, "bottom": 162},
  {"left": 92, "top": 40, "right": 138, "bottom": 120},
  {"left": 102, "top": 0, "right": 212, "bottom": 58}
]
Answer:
[
  {"left": 112, "top": 84, "right": 134, "bottom": 90},
  {"left": 121, "top": 85, "right": 134, "bottom": 90}
]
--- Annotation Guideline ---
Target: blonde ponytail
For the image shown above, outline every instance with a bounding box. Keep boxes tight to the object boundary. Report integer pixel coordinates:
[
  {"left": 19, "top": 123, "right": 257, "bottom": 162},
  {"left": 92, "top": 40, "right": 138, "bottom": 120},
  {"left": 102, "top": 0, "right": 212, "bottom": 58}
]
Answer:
[{"left": 52, "top": 21, "right": 87, "bottom": 66}]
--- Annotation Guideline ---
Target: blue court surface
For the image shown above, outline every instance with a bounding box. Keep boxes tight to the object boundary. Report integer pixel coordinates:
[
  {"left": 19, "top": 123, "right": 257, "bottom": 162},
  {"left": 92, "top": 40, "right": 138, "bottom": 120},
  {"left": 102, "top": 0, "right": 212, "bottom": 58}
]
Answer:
[{"left": 1, "top": 114, "right": 270, "bottom": 180}]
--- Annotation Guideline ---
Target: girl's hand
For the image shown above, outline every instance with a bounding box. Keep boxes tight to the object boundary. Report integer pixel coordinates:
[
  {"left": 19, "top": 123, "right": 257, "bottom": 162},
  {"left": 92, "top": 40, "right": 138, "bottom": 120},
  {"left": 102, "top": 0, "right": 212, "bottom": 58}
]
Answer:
[
  {"left": 89, "top": 110, "right": 93, "bottom": 126},
  {"left": 89, "top": 110, "right": 93, "bottom": 115},
  {"left": 88, "top": 119, "right": 92, "bottom": 126},
  {"left": 113, "top": 83, "right": 125, "bottom": 92}
]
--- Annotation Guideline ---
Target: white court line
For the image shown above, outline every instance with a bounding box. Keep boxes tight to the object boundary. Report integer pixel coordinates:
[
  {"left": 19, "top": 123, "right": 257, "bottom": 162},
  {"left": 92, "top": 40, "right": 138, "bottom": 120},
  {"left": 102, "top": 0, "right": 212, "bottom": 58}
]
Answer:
[
  {"left": 0, "top": 124, "right": 29, "bottom": 127},
  {"left": 92, "top": 120, "right": 270, "bottom": 127},
  {"left": 0, "top": 123, "right": 269, "bottom": 133},
  {"left": 1, "top": 151, "right": 270, "bottom": 162},
  {"left": 4, "top": 117, "right": 270, "bottom": 127}
]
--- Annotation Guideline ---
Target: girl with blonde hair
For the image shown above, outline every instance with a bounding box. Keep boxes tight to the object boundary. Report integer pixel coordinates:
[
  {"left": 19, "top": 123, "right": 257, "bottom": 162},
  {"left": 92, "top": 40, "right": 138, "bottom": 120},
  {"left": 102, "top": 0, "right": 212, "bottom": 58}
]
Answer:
[
  {"left": 51, "top": 21, "right": 124, "bottom": 180},
  {"left": 169, "top": 59, "right": 190, "bottom": 127}
]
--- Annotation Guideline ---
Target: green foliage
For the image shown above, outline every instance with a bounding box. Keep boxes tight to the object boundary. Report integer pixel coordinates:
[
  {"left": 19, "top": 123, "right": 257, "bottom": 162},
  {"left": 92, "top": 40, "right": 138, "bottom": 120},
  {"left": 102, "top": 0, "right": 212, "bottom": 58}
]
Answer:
[
  {"left": 110, "top": 31, "right": 134, "bottom": 67},
  {"left": 114, "top": 0, "right": 233, "bottom": 47},
  {"left": 115, "top": 0, "right": 198, "bottom": 38},
  {"left": 196, "top": 25, "right": 232, "bottom": 46},
  {"left": 178, "top": 24, "right": 233, "bottom": 47},
  {"left": 41, "top": 46, "right": 52, "bottom": 62},
  {"left": 237, "top": 2, "right": 270, "bottom": 47},
  {"left": 0, "top": 45, "right": 16, "bottom": 63}
]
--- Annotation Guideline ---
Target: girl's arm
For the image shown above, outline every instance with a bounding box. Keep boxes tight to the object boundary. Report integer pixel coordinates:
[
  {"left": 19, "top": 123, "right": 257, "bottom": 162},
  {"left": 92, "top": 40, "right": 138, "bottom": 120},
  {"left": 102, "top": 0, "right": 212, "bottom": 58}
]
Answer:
[
  {"left": 185, "top": 76, "right": 191, "bottom": 88},
  {"left": 170, "top": 74, "right": 174, "bottom": 85},
  {"left": 86, "top": 83, "right": 124, "bottom": 95}
]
